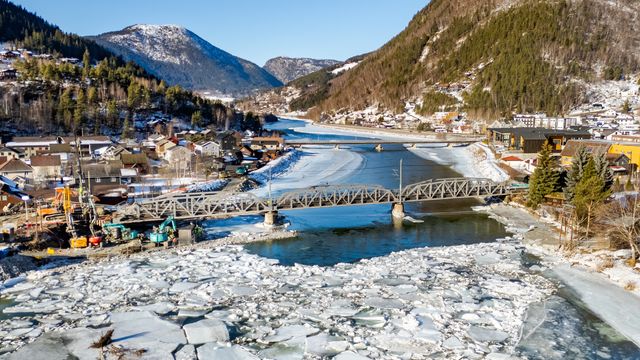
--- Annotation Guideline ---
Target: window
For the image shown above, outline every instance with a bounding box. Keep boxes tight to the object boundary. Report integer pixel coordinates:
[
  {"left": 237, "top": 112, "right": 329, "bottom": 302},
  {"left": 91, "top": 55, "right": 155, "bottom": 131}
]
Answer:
[{"left": 1, "top": 195, "right": 6, "bottom": 201}]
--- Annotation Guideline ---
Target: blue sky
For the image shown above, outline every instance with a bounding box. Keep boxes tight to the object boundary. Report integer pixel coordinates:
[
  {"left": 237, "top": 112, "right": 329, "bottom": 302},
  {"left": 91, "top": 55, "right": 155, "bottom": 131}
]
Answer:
[{"left": 11, "top": 0, "right": 427, "bottom": 65}]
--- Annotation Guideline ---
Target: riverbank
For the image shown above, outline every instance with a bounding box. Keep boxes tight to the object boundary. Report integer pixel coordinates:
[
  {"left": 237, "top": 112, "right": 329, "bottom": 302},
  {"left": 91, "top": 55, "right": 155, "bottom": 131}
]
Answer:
[
  {"left": 277, "top": 117, "right": 481, "bottom": 142},
  {"left": 476, "top": 202, "right": 640, "bottom": 347}
]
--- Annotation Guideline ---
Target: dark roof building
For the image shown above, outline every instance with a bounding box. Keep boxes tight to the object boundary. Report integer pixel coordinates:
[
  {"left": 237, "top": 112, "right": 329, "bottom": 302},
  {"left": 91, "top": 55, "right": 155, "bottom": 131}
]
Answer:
[{"left": 488, "top": 127, "right": 591, "bottom": 153}]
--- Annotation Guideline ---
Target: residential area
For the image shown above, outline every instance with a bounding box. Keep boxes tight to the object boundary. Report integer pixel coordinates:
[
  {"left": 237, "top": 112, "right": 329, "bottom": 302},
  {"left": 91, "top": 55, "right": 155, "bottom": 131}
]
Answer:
[{"left": 0, "top": 128, "right": 287, "bottom": 236}]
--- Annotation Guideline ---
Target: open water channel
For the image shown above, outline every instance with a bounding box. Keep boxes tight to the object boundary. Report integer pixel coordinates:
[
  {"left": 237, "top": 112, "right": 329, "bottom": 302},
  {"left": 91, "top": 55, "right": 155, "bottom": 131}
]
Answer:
[{"left": 234, "top": 119, "right": 639, "bottom": 359}]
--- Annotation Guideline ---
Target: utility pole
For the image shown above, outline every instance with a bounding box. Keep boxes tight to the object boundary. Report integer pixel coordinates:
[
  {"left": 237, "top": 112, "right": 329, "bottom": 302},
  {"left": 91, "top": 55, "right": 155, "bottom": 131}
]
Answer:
[
  {"left": 399, "top": 158, "right": 403, "bottom": 202},
  {"left": 268, "top": 167, "right": 273, "bottom": 211}
]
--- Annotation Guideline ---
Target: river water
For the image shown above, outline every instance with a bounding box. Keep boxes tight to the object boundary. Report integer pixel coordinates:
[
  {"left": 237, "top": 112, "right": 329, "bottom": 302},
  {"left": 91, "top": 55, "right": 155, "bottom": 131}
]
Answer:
[{"left": 235, "top": 118, "right": 638, "bottom": 359}]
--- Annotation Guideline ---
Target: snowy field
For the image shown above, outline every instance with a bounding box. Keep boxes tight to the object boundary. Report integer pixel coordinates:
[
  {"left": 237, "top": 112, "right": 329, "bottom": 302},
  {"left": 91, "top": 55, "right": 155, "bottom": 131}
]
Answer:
[{"left": 0, "top": 241, "right": 554, "bottom": 359}]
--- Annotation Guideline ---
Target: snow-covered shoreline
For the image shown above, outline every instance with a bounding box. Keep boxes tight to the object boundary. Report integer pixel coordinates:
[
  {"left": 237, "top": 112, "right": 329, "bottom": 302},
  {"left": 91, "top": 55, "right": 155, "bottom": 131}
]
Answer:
[
  {"left": 477, "top": 203, "right": 640, "bottom": 347},
  {"left": 408, "top": 143, "right": 509, "bottom": 183}
]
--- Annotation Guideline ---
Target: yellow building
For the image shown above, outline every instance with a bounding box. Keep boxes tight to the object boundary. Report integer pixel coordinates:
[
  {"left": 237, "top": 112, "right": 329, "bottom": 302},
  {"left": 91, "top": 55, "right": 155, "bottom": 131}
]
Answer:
[{"left": 609, "top": 142, "right": 640, "bottom": 169}]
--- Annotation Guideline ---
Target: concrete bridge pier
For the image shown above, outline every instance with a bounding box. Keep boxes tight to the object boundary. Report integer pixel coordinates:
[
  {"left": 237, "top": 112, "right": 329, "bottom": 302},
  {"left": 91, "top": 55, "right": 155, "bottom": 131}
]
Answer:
[
  {"left": 375, "top": 144, "right": 384, "bottom": 152},
  {"left": 391, "top": 202, "right": 405, "bottom": 220},
  {"left": 264, "top": 210, "right": 279, "bottom": 227}
]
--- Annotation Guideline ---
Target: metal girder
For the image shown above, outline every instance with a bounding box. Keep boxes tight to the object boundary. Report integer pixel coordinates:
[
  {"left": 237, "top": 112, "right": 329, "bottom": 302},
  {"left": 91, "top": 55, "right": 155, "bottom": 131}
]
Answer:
[{"left": 117, "top": 178, "right": 522, "bottom": 221}]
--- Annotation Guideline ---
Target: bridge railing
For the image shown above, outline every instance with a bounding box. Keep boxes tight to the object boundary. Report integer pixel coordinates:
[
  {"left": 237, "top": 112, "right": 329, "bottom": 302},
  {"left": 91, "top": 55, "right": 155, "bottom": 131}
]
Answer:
[{"left": 116, "top": 177, "right": 524, "bottom": 221}]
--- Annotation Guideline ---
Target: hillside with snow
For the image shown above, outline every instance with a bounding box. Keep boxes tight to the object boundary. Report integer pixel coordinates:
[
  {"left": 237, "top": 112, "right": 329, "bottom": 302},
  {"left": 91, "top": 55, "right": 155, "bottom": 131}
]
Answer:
[
  {"left": 89, "top": 24, "right": 282, "bottom": 97},
  {"left": 263, "top": 56, "right": 340, "bottom": 84}
]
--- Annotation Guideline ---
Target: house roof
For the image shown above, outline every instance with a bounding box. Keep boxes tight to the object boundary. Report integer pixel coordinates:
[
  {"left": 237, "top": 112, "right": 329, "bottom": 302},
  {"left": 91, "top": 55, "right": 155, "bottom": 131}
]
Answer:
[
  {"left": 0, "top": 146, "right": 20, "bottom": 154},
  {"left": 0, "top": 158, "right": 32, "bottom": 172},
  {"left": 251, "top": 136, "right": 284, "bottom": 144},
  {"left": 489, "top": 127, "right": 592, "bottom": 140},
  {"left": 83, "top": 163, "right": 121, "bottom": 178},
  {"left": 121, "top": 153, "right": 148, "bottom": 165},
  {"left": 501, "top": 155, "right": 523, "bottom": 162},
  {"left": 120, "top": 168, "right": 138, "bottom": 177},
  {"left": 166, "top": 146, "right": 191, "bottom": 154},
  {"left": 560, "top": 139, "right": 612, "bottom": 157},
  {"left": 30, "top": 155, "right": 61, "bottom": 167},
  {"left": 49, "top": 144, "right": 72, "bottom": 153}
]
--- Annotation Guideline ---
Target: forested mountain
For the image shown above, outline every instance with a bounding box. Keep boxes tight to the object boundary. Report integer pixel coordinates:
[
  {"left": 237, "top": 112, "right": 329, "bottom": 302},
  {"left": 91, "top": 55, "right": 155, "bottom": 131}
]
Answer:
[
  {"left": 263, "top": 57, "right": 340, "bottom": 84},
  {"left": 300, "top": 0, "right": 640, "bottom": 120},
  {"left": 89, "top": 25, "right": 283, "bottom": 97},
  {"left": 1, "top": 0, "right": 122, "bottom": 62},
  {"left": 0, "top": 1, "right": 244, "bottom": 136}
]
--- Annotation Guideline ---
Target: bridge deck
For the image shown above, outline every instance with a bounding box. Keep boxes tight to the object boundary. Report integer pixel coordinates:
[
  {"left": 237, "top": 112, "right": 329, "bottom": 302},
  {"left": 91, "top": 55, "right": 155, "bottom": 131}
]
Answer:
[
  {"left": 117, "top": 178, "right": 524, "bottom": 222},
  {"left": 285, "top": 139, "right": 482, "bottom": 145}
]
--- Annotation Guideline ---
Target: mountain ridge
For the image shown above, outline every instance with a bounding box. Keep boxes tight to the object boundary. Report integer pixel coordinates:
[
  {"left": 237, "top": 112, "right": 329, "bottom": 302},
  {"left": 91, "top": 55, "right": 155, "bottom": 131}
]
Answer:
[
  {"left": 89, "top": 24, "right": 282, "bottom": 97},
  {"left": 263, "top": 56, "right": 340, "bottom": 84}
]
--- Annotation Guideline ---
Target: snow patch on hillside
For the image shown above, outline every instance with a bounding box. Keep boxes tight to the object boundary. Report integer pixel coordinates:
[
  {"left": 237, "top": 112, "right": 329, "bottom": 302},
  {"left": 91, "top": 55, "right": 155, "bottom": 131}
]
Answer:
[{"left": 331, "top": 62, "right": 360, "bottom": 75}]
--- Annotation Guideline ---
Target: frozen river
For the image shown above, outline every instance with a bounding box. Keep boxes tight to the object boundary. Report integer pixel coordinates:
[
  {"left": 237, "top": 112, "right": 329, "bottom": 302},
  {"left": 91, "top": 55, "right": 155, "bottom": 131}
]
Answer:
[{"left": 0, "top": 119, "right": 638, "bottom": 359}]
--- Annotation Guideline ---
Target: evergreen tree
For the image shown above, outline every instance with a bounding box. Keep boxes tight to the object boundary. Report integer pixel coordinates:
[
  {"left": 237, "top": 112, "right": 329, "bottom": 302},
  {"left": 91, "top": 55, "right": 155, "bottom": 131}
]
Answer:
[
  {"left": 82, "top": 48, "right": 91, "bottom": 79},
  {"left": 593, "top": 150, "right": 613, "bottom": 190},
  {"left": 59, "top": 87, "right": 74, "bottom": 128},
  {"left": 106, "top": 100, "right": 119, "bottom": 128},
  {"left": 127, "top": 80, "right": 140, "bottom": 109},
  {"left": 527, "top": 141, "right": 559, "bottom": 208},
  {"left": 122, "top": 113, "right": 131, "bottom": 139},
  {"left": 572, "top": 158, "right": 611, "bottom": 237},
  {"left": 191, "top": 111, "right": 202, "bottom": 128},
  {"left": 564, "top": 146, "right": 589, "bottom": 201}
]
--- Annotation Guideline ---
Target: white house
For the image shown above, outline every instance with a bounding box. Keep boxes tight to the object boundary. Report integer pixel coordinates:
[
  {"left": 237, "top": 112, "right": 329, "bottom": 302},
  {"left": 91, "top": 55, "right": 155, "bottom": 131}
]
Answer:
[{"left": 194, "top": 140, "right": 219, "bottom": 156}]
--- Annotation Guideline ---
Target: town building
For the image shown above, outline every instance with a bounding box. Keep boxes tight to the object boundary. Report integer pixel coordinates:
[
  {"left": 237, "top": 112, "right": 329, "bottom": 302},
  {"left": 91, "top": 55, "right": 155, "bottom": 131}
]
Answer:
[
  {"left": 29, "top": 155, "right": 62, "bottom": 185},
  {"left": 487, "top": 127, "right": 591, "bottom": 153},
  {"left": 250, "top": 136, "right": 285, "bottom": 151},
  {"left": 0, "top": 158, "right": 33, "bottom": 181}
]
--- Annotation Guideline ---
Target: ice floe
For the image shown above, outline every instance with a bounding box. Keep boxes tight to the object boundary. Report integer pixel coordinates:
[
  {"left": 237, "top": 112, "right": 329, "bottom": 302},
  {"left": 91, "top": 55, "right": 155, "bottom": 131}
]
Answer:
[{"left": 0, "top": 241, "right": 557, "bottom": 358}]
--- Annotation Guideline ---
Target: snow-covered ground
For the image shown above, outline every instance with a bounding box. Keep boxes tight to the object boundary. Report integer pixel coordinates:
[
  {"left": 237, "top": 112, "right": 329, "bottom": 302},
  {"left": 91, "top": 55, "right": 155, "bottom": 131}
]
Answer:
[
  {"left": 0, "top": 241, "right": 554, "bottom": 358},
  {"left": 477, "top": 203, "right": 640, "bottom": 348},
  {"left": 409, "top": 143, "right": 509, "bottom": 183},
  {"left": 330, "top": 61, "right": 360, "bottom": 75},
  {"left": 251, "top": 147, "right": 364, "bottom": 198}
]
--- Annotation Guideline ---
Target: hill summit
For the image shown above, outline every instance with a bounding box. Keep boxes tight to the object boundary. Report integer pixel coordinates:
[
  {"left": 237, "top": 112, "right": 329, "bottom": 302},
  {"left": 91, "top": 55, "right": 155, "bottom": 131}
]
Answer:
[{"left": 90, "top": 24, "right": 282, "bottom": 97}]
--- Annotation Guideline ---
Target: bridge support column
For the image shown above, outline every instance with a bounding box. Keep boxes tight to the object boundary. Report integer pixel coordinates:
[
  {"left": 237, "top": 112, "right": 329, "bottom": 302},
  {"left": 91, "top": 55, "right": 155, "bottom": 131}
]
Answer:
[
  {"left": 264, "top": 210, "right": 279, "bottom": 227},
  {"left": 375, "top": 144, "right": 384, "bottom": 152},
  {"left": 391, "top": 202, "right": 405, "bottom": 220}
]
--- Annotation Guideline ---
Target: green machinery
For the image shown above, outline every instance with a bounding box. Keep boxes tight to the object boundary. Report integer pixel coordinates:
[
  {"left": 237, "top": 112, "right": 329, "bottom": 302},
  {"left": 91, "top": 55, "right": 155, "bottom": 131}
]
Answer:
[
  {"left": 149, "top": 216, "right": 177, "bottom": 244},
  {"left": 102, "top": 223, "right": 140, "bottom": 242}
]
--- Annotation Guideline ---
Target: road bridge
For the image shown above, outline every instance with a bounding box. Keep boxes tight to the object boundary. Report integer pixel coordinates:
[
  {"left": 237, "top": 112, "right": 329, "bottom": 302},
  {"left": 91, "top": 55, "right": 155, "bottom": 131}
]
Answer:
[
  {"left": 116, "top": 178, "right": 524, "bottom": 224},
  {"left": 284, "top": 138, "right": 483, "bottom": 150}
]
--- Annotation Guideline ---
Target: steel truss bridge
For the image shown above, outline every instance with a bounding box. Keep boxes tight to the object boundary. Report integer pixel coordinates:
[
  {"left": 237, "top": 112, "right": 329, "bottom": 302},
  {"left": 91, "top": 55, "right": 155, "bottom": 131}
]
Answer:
[{"left": 117, "top": 178, "right": 523, "bottom": 222}]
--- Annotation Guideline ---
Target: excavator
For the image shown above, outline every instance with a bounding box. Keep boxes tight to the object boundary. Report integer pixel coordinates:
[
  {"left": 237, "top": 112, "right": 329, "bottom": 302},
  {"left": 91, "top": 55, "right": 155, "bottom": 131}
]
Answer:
[
  {"left": 101, "top": 223, "right": 141, "bottom": 243},
  {"left": 149, "top": 216, "right": 176, "bottom": 244}
]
